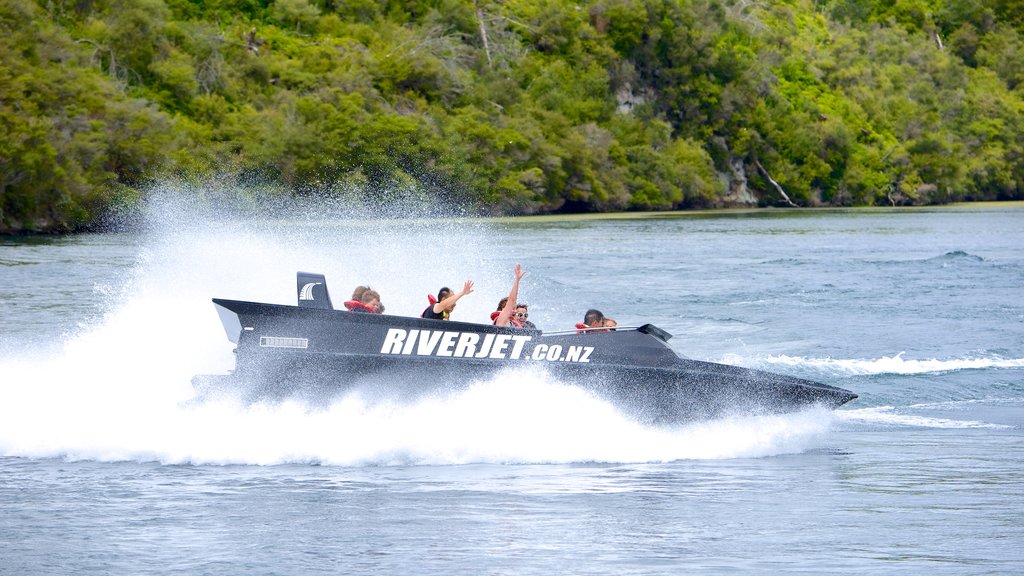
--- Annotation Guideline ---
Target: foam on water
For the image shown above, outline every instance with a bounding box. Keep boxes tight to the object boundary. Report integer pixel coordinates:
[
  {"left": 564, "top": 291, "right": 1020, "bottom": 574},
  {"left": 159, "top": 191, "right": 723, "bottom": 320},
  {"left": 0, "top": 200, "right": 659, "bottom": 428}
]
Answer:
[
  {"left": 837, "top": 406, "right": 1013, "bottom": 429},
  {"left": 720, "top": 351, "right": 1024, "bottom": 376},
  {"left": 0, "top": 350, "right": 836, "bottom": 465},
  {"left": 0, "top": 191, "right": 839, "bottom": 465}
]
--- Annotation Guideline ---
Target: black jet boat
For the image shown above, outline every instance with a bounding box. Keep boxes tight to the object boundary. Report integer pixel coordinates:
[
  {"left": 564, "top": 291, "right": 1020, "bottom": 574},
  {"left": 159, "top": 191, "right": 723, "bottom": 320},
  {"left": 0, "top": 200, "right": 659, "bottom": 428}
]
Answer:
[{"left": 192, "top": 272, "right": 857, "bottom": 422}]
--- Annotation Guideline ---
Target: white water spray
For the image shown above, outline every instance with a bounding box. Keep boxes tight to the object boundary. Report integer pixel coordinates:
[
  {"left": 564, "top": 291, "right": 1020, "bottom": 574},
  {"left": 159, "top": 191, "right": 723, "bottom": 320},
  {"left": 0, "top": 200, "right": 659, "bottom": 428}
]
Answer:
[{"left": 0, "top": 190, "right": 838, "bottom": 465}]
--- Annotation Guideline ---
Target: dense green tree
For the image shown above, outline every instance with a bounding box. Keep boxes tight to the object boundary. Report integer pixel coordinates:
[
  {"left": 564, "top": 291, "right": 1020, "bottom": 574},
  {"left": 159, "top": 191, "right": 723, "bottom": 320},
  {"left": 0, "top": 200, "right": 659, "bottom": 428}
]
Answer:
[
  {"left": 0, "top": 0, "right": 177, "bottom": 232},
  {"left": 2, "top": 0, "right": 1023, "bottom": 233}
]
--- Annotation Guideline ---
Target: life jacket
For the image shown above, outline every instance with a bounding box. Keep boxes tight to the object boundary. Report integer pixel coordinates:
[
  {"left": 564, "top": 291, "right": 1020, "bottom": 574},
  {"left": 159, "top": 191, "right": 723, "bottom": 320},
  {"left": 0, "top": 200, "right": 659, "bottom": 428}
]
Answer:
[
  {"left": 422, "top": 294, "right": 447, "bottom": 320},
  {"left": 491, "top": 310, "right": 522, "bottom": 328},
  {"left": 344, "top": 300, "right": 378, "bottom": 313}
]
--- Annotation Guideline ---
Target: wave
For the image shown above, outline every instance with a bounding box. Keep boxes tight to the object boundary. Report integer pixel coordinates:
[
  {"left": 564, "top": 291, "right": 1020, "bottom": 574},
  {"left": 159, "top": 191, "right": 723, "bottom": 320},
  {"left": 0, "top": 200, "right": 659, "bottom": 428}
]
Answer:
[
  {"left": 719, "top": 352, "right": 1024, "bottom": 376},
  {"left": 760, "top": 250, "right": 987, "bottom": 269},
  {"left": 929, "top": 250, "right": 985, "bottom": 263},
  {"left": 837, "top": 406, "right": 1012, "bottom": 429},
  {"left": 907, "top": 397, "right": 1024, "bottom": 410}
]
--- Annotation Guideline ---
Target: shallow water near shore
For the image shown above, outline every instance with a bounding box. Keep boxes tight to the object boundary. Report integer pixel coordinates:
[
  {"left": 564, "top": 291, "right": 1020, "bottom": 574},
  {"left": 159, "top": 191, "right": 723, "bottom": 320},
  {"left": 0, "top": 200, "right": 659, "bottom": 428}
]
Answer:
[{"left": 1, "top": 201, "right": 1022, "bottom": 574}]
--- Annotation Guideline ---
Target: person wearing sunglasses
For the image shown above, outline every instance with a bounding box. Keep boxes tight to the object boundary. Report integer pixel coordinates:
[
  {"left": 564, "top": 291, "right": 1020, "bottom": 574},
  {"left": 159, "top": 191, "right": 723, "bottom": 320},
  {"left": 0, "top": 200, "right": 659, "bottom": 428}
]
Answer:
[{"left": 513, "top": 303, "right": 537, "bottom": 329}]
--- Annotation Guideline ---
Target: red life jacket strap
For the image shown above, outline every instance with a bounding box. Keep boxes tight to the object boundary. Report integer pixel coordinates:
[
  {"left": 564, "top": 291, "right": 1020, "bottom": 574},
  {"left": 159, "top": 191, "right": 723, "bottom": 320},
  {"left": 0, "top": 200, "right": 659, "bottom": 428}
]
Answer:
[{"left": 344, "top": 300, "right": 377, "bottom": 313}]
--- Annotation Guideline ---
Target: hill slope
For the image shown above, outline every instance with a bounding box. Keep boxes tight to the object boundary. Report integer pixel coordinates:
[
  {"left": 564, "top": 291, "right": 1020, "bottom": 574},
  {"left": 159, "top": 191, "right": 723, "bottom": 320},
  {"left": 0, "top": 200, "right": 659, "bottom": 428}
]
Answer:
[{"left": 2, "top": 0, "right": 1022, "bottom": 232}]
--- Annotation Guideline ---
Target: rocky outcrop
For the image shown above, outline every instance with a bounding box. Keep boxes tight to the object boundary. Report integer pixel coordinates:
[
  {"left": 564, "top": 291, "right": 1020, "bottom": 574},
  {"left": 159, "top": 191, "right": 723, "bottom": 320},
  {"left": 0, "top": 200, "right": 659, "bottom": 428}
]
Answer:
[{"left": 714, "top": 156, "right": 758, "bottom": 207}]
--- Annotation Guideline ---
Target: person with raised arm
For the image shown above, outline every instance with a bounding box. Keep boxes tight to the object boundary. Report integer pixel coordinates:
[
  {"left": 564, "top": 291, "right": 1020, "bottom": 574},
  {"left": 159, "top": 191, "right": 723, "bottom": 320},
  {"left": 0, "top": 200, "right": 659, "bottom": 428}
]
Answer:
[
  {"left": 492, "top": 264, "right": 526, "bottom": 328},
  {"left": 422, "top": 280, "right": 474, "bottom": 321}
]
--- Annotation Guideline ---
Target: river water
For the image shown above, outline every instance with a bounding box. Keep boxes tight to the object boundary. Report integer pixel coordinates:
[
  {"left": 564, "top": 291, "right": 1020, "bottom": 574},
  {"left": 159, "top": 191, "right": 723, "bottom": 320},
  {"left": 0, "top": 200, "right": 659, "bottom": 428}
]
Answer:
[{"left": 1, "top": 199, "right": 1022, "bottom": 575}]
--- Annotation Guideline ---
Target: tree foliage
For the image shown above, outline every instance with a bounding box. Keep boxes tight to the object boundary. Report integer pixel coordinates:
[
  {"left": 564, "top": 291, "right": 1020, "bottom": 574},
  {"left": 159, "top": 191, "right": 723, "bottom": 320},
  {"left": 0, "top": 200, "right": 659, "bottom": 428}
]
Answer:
[{"left": 2, "top": 0, "right": 1023, "bottom": 232}]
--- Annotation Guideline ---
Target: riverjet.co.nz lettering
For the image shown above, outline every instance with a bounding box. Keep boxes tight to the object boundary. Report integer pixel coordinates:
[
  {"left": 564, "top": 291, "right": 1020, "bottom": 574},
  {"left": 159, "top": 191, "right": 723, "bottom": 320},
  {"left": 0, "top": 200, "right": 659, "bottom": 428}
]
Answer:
[{"left": 380, "top": 328, "right": 593, "bottom": 363}]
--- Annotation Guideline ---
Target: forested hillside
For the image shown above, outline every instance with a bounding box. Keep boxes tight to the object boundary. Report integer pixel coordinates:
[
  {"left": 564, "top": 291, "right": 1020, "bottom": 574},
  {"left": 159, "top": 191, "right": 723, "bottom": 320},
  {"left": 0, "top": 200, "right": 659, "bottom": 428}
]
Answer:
[{"left": 2, "top": 0, "right": 1023, "bottom": 232}]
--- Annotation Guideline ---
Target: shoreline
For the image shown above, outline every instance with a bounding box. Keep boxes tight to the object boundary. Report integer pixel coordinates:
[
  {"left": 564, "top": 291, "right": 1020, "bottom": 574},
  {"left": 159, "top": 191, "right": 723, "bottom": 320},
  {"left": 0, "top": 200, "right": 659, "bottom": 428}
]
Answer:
[
  {"left": 491, "top": 200, "right": 1024, "bottom": 223},
  {"left": 3, "top": 200, "right": 1023, "bottom": 237}
]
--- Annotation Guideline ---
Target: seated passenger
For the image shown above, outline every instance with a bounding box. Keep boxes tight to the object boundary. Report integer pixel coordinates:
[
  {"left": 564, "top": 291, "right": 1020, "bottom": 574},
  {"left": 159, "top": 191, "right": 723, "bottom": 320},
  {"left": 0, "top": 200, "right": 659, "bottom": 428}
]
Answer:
[
  {"left": 351, "top": 285, "right": 370, "bottom": 301},
  {"left": 348, "top": 285, "right": 385, "bottom": 312},
  {"left": 422, "top": 280, "right": 474, "bottom": 320},
  {"left": 489, "top": 297, "right": 510, "bottom": 325},
  {"left": 492, "top": 264, "right": 526, "bottom": 328},
  {"left": 345, "top": 288, "right": 383, "bottom": 313},
  {"left": 578, "top": 309, "right": 615, "bottom": 332},
  {"left": 515, "top": 303, "right": 537, "bottom": 330},
  {"left": 490, "top": 298, "right": 536, "bottom": 329}
]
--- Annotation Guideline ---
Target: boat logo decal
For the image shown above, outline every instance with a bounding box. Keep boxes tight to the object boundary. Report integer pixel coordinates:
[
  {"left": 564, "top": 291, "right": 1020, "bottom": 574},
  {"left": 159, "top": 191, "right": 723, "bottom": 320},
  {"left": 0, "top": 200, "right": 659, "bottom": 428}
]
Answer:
[
  {"left": 298, "top": 282, "right": 321, "bottom": 301},
  {"left": 380, "top": 328, "right": 593, "bottom": 363},
  {"left": 528, "top": 343, "right": 594, "bottom": 363}
]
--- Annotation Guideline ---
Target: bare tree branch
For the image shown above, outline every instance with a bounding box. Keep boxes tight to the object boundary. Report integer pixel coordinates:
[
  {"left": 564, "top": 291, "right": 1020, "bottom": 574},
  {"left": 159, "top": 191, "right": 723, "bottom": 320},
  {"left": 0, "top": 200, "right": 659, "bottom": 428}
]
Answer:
[
  {"left": 474, "top": 0, "right": 493, "bottom": 69},
  {"left": 755, "top": 159, "right": 799, "bottom": 207}
]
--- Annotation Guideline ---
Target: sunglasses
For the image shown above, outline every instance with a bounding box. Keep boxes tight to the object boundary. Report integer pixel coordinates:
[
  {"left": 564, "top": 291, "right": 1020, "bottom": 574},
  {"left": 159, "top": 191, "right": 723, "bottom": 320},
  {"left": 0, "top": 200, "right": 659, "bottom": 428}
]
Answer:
[{"left": 515, "top": 312, "right": 528, "bottom": 318}]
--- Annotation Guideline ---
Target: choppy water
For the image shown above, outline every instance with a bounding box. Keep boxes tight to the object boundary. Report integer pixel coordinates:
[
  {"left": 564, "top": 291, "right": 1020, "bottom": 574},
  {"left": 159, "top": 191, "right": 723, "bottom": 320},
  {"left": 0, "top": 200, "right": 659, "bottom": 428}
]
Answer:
[{"left": 1, "top": 199, "right": 1022, "bottom": 575}]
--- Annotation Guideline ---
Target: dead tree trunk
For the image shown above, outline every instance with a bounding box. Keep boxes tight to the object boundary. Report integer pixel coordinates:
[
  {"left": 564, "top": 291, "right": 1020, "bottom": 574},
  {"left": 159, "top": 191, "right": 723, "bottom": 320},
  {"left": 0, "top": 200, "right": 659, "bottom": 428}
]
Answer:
[
  {"left": 474, "top": 0, "right": 493, "bottom": 70},
  {"left": 755, "top": 159, "right": 799, "bottom": 207}
]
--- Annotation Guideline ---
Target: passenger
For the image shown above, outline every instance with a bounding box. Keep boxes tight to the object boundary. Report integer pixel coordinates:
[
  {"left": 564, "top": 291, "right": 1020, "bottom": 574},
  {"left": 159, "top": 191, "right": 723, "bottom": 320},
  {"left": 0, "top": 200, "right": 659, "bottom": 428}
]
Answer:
[
  {"left": 583, "top": 309, "right": 605, "bottom": 329},
  {"left": 579, "top": 309, "right": 615, "bottom": 333},
  {"left": 358, "top": 289, "right": 383, "bottom": 313},
  {"left": 515, "top": 303, "right": 537, "bottom": 330},
  {"left": 491, "top": 300, "right": 535, "bottom": 329},
  {"left": 492, "top": 264, "right": 526, "bottom": 328},
  {"left": 489, "top": 297, "right": 511, "bottom": 325},
  {"left": 351, "top": 285, "right": 370, "bottom": 301},
  {"left": 349, "top": 285, "right": 385, "bottom": 312},
  {"left": 422, "top": 280, "right": 474, "bottom": 320},
  {"left": 345, "top": 288, "right": 383, "bottom": 313}
]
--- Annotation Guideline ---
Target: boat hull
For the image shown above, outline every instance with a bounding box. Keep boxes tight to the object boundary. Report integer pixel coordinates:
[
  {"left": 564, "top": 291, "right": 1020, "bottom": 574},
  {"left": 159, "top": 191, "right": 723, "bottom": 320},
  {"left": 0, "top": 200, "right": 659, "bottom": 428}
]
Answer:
[{"left": 193, "top": 296, "right": 857, "bottom": 423}]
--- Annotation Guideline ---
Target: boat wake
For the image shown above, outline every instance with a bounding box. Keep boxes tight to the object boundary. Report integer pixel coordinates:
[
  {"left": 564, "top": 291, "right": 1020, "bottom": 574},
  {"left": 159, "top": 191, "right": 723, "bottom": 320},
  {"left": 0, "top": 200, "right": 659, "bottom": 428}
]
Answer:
[
  {"left": 837, "top": 405, "right": 1013, "bottom": 430},
  {"left": 720, "top": 351, "right": 1024, "bottom": 376}
]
